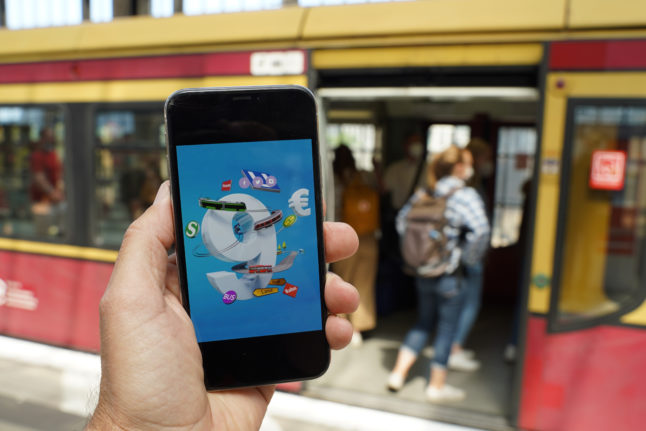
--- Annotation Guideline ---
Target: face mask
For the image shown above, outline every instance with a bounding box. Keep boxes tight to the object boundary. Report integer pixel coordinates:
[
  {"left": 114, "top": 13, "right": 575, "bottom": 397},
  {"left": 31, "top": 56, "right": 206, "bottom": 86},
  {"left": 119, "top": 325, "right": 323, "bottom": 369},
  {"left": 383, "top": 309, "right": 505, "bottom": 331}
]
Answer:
[
  {"left": 407, "top": 143, "right": 423, "bottom": 159},
  {"left": 463, "top": 166, "right": 475, "bottom": 181}
]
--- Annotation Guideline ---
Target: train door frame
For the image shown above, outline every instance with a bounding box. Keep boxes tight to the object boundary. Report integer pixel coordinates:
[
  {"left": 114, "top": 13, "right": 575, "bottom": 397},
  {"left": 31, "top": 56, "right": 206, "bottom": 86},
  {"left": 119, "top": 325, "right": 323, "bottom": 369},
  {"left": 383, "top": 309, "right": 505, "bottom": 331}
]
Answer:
[
  {"left": 549, "top": 97, "right": 646, "bottom": 333},
  {"left": 508, "top": 42, "right": 550, "bottom": 429},
  {"left": 312, "top": 43, "right": 544, "bottom": 429},
  {"left": 65, "top": 103, "right": 93, "bottom": 247},
  {"left": 517, "top": 39, "right": 646, "bottom": 431}
]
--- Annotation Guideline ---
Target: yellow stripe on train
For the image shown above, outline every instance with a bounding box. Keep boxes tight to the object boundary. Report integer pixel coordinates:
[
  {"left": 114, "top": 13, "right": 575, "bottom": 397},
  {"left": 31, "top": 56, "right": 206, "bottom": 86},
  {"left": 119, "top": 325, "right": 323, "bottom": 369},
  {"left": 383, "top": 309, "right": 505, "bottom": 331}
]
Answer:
[
  {"left": 0, "top": 238, "right": 118, "bottom": 263},
  {"left": 0, "top": 75, "right": 308, "bottom": 104}
]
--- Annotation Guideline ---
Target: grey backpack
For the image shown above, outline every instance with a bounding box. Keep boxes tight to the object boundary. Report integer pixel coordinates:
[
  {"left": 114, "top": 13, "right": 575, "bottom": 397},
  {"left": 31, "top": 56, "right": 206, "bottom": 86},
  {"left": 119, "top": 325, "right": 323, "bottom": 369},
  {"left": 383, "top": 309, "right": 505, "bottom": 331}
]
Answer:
[{"left": 401, "top": 188, "right": 460, "bottom": 277}]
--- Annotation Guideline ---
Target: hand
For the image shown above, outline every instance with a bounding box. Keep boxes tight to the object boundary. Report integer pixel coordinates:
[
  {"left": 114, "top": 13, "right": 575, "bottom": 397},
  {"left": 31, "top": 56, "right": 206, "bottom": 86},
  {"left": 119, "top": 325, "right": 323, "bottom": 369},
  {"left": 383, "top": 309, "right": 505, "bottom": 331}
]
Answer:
[
  {"left": 86, "top": 181, "right": 360, "bottom": 431},
  {"left": 49, "top": 188, "right": 64, "bottom": 203}
]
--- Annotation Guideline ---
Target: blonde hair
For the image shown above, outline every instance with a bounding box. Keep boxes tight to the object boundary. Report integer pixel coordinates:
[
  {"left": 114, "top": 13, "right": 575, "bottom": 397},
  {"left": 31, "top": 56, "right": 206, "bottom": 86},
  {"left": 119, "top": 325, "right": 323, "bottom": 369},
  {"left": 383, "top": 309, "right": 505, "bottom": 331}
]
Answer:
[{"left": 427, "top": 146, "right": 469, "bottom": 189}]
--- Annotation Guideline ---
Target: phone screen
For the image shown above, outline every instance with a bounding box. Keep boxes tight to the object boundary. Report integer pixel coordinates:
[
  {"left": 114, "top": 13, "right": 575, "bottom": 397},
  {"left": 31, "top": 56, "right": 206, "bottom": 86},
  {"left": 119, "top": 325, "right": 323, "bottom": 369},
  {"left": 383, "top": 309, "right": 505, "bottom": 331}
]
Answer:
[{"left": 175, "top": 139, "right": 323, "bottom": 343}]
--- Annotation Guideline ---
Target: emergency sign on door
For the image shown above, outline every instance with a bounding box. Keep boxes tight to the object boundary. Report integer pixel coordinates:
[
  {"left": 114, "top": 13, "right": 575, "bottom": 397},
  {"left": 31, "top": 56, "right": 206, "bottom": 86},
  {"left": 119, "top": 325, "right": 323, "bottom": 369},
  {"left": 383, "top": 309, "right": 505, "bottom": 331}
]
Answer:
[{"left": 589, "top": 150, "right": 626, "bottom": 191}]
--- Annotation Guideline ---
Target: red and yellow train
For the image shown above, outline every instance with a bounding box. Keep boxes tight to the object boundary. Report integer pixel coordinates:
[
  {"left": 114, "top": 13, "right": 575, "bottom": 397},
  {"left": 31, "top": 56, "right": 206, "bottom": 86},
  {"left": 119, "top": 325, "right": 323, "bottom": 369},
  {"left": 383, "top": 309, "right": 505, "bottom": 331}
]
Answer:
[{"left": 1, "top": 1, "right": 646, "bottom": 430}]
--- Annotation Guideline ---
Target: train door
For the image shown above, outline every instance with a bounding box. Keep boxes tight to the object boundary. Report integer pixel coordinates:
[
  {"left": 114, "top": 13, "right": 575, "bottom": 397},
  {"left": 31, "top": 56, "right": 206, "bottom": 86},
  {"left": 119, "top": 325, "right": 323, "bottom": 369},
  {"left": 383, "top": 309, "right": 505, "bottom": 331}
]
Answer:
[
  {"left": 307, "top": 43, "right": 544, "bottom": 429},
  {"left": 518, "top": 40, "right": 646, "bottom": 431}
]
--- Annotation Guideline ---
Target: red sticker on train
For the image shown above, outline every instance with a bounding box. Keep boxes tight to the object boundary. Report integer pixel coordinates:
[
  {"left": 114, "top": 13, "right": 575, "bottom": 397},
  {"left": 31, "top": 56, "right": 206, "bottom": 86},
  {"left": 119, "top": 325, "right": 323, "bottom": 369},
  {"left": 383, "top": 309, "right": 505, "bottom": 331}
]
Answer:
[{"left": 589, "top": 150, "right": 626, "bottom": 191}]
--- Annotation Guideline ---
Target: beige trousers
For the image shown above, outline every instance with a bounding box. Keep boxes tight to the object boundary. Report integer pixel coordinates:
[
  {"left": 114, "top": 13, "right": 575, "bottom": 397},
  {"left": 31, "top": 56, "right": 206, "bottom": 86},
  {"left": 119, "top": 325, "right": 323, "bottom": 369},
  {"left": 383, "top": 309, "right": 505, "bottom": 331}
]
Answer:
[{"left": 331, "top": 234, "right": 378, "bottom": 332}]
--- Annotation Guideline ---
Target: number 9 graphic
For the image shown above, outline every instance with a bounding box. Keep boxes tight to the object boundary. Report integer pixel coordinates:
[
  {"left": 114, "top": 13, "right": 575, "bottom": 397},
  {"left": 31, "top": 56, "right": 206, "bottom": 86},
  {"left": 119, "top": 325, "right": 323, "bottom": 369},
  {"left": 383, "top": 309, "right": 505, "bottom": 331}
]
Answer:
[{"left": 201, "top": 193, "right": 277, "bottom": 300}]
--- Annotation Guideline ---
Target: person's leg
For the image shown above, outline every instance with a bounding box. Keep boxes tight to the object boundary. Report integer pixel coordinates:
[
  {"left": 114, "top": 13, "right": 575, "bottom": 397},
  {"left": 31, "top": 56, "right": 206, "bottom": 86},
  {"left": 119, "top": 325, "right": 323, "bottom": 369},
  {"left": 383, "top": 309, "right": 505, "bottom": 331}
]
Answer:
[
  {"left": 348, "top": 235, "right": 378, "bottom": 338},
  {"left": 430, "top": 274, "right": 464, "bottom": 380},
  {"left": 448, "top": 264, "right": 483, "bottom": 370},
  {"left": 388, "top": 277, "right": 435, "bottom": 390},
  {"left": 504, "top": 292, "right": 522, "bottom": 362},
  {"left": 426, "top": 275, "right": 467, "bottom": 401},
  {"left": 452, "top": 262, "right": 483, "bottom": 351}
]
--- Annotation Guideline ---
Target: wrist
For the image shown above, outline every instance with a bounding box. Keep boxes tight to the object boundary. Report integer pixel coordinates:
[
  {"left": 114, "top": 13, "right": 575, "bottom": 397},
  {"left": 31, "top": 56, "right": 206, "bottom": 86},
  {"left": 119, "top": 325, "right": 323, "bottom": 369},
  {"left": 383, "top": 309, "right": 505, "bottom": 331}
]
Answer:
[{"left": 85, "top": 403, "right": 128, "bottom": 431}]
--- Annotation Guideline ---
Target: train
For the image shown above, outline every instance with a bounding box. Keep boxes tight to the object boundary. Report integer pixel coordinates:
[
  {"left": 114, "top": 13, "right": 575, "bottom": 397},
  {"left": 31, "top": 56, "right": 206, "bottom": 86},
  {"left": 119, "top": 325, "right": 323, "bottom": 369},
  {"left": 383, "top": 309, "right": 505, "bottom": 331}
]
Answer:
[{"left": 1, "top": 1, "right": 645, "bottom": 430}]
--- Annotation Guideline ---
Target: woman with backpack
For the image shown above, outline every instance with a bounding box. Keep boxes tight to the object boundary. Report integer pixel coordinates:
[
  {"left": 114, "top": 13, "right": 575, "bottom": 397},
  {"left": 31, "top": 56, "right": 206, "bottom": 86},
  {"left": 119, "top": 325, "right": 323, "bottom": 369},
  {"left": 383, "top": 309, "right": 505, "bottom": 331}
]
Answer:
[{"left": 386, "top": 145, "right": 490, "bottom": 402}]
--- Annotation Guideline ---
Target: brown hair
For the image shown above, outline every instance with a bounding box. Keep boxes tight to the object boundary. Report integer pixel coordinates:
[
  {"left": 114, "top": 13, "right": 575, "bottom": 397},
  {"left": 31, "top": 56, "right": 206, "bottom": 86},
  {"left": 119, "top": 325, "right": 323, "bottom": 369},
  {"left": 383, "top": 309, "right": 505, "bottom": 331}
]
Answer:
[
  {"left": 427, "top": 146, "right": 469, "bottom": 189},
  {"left": 466, "top": 137, "right": 490, "bottom": 161}
]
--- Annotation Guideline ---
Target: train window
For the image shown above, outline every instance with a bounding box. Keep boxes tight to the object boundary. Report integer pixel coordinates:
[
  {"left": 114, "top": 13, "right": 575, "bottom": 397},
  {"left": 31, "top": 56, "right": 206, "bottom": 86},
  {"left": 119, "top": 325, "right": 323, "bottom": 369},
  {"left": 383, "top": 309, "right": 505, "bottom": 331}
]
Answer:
[
  {"left": 427, "top": 124, "right": 471, "bottom": 154},
  {"left": 326, "top": 123, "right": 379, "bottom": 171},
  {"left": 299, "top": 0, "right": 408, "bottom": 6},
  {"left": 491, "top": 127, "right": 537, "bottom": 247},
  {"left": 93, "top": 109, "right": 168, "bottom": 247},
  {"left": 551, "top": 102, "right": 646, "bottom": 331},
  {"left": 90, "top": 0, "right": 113, "bottom": 23},
  {"left": 5, "top": 0, "right": 83, "bottom": 29},
  {"left": 0, "top": 107, "right": 66, "bottom": 241},
  {"left": 182, "top": 0, "right": 282, "bottom": 15}
]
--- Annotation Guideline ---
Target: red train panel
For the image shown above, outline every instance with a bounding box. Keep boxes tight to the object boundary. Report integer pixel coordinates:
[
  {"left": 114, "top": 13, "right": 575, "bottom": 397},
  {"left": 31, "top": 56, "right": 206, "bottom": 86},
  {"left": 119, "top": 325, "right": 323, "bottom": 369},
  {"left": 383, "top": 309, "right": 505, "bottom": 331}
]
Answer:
[
  {"left": 520, "top": 316, "right": 646, "bottom": 431},
  {"left": 0, "top": 251, "right": 112, "bottom": 352}
]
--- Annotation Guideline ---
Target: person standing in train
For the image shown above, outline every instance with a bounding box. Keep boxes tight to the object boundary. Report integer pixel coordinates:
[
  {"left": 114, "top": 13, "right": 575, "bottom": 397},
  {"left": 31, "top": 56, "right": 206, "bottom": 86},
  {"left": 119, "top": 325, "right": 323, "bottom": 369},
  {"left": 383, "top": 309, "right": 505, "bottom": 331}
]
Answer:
[
  {"left": 383, "top": 134, "right": 427, "bottom": 211},
  {"left": 387, "top": 146, "right": 490, "bottom": 402},
  {"left": 29, "top": 127, "right": 64, "bottom": 237},
  {"left": 331, "top": 144, "right": 379, "bottom": 346}
]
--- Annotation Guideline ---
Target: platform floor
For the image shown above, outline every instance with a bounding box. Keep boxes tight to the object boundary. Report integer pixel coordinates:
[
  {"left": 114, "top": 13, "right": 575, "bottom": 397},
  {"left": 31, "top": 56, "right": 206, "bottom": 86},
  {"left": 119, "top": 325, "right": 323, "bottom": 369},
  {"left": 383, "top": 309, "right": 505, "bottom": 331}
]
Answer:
[
  {"left": 0, "top": 336, "right": 480, "bottom": 431},
  {"left": 305, "top": 303, "right": 517, "bottom": 430}
]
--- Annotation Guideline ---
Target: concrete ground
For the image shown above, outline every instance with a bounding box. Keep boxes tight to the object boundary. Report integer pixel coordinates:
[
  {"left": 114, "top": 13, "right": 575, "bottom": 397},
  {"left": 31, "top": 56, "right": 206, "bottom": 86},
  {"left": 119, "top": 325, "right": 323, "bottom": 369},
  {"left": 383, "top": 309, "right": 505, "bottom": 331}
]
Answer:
[{"left": 0, "top": 335, "right": 481, "bottom": 431}]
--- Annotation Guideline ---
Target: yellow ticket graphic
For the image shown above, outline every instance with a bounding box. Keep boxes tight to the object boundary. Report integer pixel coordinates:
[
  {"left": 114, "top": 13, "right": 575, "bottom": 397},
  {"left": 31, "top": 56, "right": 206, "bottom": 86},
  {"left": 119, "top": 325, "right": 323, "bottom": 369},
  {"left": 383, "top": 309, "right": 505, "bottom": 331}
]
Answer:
[
  {"left": 268, "top": 278, "right": 287, "bottom": 286},
  {"left": 253, "top": 287, "right": 279, "bottom": 297}
]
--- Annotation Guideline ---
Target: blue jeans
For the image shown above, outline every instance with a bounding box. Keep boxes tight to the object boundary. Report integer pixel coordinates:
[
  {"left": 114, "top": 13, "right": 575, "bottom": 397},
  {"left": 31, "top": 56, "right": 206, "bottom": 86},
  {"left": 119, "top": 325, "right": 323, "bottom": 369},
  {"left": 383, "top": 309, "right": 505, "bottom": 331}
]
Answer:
[
  {"left": 401, "top": 274, "right": 466, "bottom": 368},
  {"left": 453, "top": 262, "right": 484, "bottom": 347}
]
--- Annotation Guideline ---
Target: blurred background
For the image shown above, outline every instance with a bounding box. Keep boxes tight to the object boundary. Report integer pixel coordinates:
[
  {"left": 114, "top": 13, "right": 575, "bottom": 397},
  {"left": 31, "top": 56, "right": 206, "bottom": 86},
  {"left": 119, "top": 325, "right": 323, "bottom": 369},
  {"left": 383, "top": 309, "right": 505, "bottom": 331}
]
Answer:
[{"left": 0, "top": 1, "right": 646, "bottom": 430}]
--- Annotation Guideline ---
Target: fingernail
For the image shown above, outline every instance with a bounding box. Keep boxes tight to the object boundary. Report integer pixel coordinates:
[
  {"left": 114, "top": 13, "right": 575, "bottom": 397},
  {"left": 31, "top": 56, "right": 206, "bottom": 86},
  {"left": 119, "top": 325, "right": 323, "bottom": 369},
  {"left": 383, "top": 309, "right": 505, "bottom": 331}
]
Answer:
[{"left": 154, "top": 181, "right": 169, "bottom": 204}]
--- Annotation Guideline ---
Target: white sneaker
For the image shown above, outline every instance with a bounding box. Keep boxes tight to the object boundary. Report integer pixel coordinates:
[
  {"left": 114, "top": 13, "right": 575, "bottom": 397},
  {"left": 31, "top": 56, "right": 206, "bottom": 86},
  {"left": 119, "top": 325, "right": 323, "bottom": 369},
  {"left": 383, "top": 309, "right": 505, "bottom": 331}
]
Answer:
[
  {"left": 426, "top": 384, "right": 466, "bottom": 403},
  {"left": 387, "top": 373, "right": 405, "bottom": 392},
  {"left": 448, "top": 351, "right": 481, "bottom": 371},
  {"left": 460, "top": 349, "right": 475, "bottom": 359}
]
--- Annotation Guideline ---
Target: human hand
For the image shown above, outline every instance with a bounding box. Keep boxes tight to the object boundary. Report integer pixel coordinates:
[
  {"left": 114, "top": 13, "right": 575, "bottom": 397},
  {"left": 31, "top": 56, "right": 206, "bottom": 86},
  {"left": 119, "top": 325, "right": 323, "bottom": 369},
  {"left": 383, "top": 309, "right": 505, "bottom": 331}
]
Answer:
[
  {"left": 86, "top": 181, "right": 360, "bottom": 431},
  {"left": 49, "top": 188, "right": 64, "bottom": 203}
]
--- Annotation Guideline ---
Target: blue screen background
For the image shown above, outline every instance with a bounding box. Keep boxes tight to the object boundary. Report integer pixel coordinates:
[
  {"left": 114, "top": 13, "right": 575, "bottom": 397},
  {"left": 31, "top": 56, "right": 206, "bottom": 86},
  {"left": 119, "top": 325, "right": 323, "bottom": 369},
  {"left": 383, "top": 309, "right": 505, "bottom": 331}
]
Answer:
[{"left": 176, "top": 140, "right": 323, "bottom": 343}]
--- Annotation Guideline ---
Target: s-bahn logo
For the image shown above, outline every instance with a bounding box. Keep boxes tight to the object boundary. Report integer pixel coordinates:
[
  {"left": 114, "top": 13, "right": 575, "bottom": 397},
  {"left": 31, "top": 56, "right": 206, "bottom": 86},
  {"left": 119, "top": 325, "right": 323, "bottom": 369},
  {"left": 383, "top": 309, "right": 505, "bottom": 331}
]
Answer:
[
  {"left": 0, "top": 278, "right": 38, "bottom": 311},
  {"left": 185, "top": 221, "right": 200, "bottom": 238}
]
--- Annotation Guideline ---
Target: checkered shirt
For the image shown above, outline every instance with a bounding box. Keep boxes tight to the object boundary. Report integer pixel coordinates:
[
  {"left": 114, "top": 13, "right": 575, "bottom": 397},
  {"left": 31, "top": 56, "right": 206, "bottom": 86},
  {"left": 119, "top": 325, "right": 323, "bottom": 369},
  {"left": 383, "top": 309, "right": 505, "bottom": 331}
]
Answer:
[{"left": 397, "top": 176, "right": 490, "bottom": 274}]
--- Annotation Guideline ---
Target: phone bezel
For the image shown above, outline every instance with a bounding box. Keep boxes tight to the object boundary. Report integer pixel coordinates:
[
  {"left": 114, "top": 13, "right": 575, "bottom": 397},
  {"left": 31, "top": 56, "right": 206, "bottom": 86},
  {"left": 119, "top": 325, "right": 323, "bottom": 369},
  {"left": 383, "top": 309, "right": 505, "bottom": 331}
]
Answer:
[{"left": 165, "top": 86, "right": 329, "bottom": 390}]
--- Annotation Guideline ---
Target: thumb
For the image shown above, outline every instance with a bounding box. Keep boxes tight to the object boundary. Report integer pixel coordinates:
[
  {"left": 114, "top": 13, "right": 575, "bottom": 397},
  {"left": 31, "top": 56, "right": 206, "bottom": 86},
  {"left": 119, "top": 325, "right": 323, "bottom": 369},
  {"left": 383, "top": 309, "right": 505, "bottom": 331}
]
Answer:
[{"left": 107, "top": 181, "right": 176, "bottom": 299}]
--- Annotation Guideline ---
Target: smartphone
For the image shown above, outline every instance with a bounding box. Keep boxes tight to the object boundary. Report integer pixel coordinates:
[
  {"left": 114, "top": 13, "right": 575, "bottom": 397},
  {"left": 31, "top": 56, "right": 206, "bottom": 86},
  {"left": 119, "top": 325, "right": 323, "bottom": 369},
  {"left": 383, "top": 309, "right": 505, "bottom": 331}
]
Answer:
[{"left": 165, "top": 86, "right": 329, "bottom": 390}]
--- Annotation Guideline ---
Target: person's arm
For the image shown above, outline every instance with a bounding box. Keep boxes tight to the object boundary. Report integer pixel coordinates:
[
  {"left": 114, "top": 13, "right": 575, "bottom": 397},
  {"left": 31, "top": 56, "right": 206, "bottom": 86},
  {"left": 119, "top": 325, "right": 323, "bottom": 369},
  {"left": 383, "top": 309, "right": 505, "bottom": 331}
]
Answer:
[
  {"left": 455, "top": 188, "right": 490, "bottom": 265},
  {"left": 33, "top": 171, "right": 54, "bottom": 194},
  {"left": 86, "top": 182, "right": 359, "bottom": 431},
  {"left": 31, "top": 153, "right": 63, "bottom": 202}
]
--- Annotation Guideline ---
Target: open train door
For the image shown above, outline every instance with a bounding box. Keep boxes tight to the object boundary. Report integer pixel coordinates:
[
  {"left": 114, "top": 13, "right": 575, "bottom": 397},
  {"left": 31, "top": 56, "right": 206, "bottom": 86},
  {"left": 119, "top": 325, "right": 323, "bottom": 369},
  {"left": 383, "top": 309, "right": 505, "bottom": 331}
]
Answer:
[{"left": 517, "top": 40, "right": 646, "bottom": 431}]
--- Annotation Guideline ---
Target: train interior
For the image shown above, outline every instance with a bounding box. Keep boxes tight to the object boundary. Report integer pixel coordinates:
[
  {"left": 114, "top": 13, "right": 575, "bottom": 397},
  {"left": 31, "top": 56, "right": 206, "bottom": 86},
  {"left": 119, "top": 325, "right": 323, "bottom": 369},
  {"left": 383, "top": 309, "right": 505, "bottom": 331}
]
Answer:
[{"left": 306, "top": 86, "right": 540, "bottom": 429}]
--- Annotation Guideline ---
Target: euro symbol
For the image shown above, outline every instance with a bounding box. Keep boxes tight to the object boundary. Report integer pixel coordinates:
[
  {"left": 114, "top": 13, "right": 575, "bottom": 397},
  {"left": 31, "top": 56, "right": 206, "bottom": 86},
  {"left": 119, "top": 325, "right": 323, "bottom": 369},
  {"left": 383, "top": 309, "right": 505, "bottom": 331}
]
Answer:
[{"left": 288, "top": 188, "right": 311, "bottom": 217}]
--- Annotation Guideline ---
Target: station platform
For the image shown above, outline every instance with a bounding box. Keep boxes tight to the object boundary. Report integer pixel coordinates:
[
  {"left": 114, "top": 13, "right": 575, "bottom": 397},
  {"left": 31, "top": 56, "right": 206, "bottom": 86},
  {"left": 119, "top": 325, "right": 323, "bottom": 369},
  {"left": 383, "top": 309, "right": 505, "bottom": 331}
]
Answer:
[{"left": 0, "top": 335, "right": 481, "bottom": 431}]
